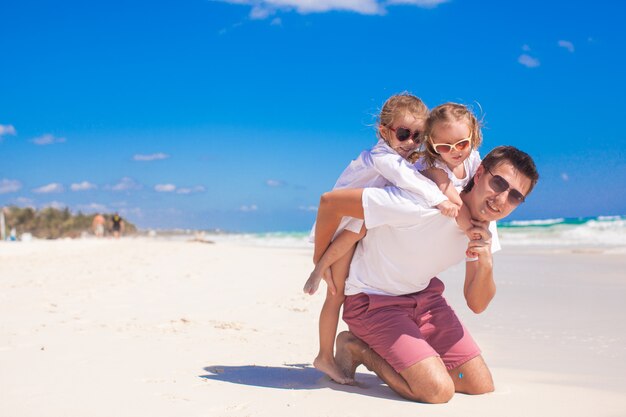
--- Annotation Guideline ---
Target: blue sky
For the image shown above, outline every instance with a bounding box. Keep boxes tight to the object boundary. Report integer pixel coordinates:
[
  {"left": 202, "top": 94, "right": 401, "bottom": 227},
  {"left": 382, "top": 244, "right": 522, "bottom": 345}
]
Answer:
[{"left": 1, "top": 0, "right": 625, "bottom": 232}]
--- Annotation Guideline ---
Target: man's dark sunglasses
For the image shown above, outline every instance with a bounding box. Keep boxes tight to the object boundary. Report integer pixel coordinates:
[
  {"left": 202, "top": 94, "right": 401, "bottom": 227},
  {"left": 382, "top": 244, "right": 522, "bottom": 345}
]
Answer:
[{"left": 486, "top": 167, "right": 526, "bottom": 206}]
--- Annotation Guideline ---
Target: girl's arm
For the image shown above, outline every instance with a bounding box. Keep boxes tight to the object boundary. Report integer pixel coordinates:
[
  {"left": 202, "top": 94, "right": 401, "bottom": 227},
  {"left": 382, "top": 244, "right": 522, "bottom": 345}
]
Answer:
[
  {"left": 370, "top": 146, "right": 448, "bottom": 208},
  {"left": 422, "top": 167, "right": 472, "bottom": 231},
  {"left": 421, "top": 167, "right": 462, "bottom": 206}
]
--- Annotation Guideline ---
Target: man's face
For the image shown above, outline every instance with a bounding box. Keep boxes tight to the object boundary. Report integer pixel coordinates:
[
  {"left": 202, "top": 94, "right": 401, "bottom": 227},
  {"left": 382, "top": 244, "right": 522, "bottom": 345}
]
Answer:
[{"left": 468, "top": 161, "right": 532, "bottom": 222}]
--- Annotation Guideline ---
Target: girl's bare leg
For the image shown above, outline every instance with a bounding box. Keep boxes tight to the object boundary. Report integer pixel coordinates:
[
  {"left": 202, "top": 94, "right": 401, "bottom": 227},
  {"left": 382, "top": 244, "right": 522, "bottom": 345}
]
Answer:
[{"left": 313, "top": 244, "right": 355, "bottom": 384}]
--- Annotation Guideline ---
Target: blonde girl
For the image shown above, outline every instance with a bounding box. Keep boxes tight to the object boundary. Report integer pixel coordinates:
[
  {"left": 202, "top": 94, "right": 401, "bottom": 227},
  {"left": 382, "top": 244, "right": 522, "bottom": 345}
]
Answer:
[{"left": 419, "top": 102, "right": 484, "bottom": 236}]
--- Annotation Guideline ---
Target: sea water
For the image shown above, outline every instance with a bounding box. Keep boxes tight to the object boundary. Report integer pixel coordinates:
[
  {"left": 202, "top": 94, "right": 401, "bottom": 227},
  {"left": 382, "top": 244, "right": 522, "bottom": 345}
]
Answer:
[
  {"left": 154, "top": 215, "right": 626, "bottom": 249},
  {"left": 497, "top": 215, "right": 626, "bottom": 247}
]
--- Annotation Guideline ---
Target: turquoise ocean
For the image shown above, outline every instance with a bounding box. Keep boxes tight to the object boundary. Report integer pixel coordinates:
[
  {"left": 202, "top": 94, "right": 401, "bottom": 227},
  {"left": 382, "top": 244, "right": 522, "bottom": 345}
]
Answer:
[{"left": 170, "top": 215, "right": 626, "bottom": 250}]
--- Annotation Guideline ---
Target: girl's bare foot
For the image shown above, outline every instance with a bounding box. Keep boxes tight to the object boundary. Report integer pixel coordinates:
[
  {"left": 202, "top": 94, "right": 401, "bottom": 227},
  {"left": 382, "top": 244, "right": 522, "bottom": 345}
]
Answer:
[
  {"left": 313, "top": 354, "right": 354, "bottom": 385},
  {"left": 303, "top": 269, "right": 323, "bottom": 295}
]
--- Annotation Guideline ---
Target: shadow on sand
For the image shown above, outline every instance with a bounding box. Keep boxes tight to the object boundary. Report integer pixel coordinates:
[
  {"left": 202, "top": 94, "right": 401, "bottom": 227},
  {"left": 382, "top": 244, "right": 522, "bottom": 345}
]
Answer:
[{"left": 200, "top": 363, "right": 406, "bottom": 401}]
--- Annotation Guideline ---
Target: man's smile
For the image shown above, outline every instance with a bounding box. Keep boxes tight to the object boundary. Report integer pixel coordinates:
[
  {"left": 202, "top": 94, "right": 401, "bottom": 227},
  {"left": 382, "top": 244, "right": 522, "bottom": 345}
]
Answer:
[{"left": 486, "top": 199, "right": 501, "bottom": 214}]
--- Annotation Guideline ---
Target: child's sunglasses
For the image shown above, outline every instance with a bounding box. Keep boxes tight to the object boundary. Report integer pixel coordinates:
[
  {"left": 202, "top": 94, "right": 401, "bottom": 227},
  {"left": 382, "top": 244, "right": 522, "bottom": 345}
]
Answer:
[
  {"left": 486, "top": 167, "right": 526, "bottom": 206},
  {"left": 388, "top": 126, "right": 421, "bottom": 142},
  {"left": 431, "top": 137, "right": 472, "bottom": 154}
]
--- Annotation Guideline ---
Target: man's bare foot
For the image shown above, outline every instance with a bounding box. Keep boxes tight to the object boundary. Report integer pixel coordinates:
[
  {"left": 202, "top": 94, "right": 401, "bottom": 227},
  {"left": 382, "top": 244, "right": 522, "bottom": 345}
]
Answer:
[
  {"left": 313, "top": 355, "right": 354, "bottom": 385},
  {"left": 335, "top": 331, "right": 366, "bottom": 382}
]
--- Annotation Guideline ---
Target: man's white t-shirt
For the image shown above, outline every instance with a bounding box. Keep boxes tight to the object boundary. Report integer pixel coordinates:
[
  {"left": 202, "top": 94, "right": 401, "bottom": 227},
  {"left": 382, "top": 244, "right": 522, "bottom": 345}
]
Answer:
[{"left": 344, "top": 186, "right": 501, "bottom": 297}]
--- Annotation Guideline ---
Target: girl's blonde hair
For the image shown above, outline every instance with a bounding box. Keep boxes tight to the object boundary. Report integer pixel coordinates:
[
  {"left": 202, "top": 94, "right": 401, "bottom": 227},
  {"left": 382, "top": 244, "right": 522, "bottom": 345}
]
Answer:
[
  {"left": 376, "top": 92, "right": 429, "bottom": 143},
  {"left": 421, "top": 102, "right": 482, "bottom": 167}
]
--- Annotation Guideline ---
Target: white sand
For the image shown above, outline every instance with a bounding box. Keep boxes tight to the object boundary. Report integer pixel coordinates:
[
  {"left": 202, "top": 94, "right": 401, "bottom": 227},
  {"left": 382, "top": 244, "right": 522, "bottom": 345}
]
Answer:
[{"left": 1, "top": 238, "right": 625, "bottom": 416}]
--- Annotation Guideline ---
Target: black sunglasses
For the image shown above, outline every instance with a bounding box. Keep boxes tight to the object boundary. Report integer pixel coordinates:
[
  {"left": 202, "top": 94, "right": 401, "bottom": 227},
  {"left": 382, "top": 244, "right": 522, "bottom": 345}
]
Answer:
[
  {"left": 486, "top": 167, "right": 526, "bottom": 205},
  {"left": 388, "top": 126, "right": 421, "bottom": 142}
]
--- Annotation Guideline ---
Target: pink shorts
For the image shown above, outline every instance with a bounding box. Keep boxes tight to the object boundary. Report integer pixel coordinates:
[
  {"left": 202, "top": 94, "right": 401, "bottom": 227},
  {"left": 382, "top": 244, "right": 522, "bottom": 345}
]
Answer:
[{"left": 342, "top": 278, "right": 481, "bottom": 373}]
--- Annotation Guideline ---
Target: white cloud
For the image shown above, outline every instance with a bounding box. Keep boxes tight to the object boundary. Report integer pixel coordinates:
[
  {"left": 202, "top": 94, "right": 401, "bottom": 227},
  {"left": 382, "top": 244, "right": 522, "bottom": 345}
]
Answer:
[
  {"left": 266, "top": 179, "right": 285, "bottom": 187},
  {"left": 155, "top": 184, "right": 177, "bottom": 192},
  {"left": 41, "top": 201, "right": 66, "bottom": 210},
  {"left": 518, "top": 54, "right": 540, "bottom": 68},
  {"left": 14, "top": 197, "right": 34, "bottom": 205},
  {"left": 250, "top": 5, "right": 275, "bottom": 19},
  {"left": 33, "top": 183, "right": 64, "bottom": 194},
  {"left": 218, "top": 20, "right": 246, "bottom": 35},
  {"left": 270, "top": 17, "right": 282, "bottom": 25},
  {"left": 0, "top": 179, "right": 22, "bottom": 194},
  {"left": 71, "top": 181, "right": 97, "bottom": 191},
  {"left": 133, "top": 153, "right": 170, "bottom": 161},
  {"left": 239, "top": 204, "right": 258, "bottom": 212},
  {"left": 77, "top": 203, "right": 109, "bottom": 212},
  {"left": 0, "top": 124, "right": 17, "bottom": 137},
  {"left": 298, "top": 205, "right": 318, "bottom": 212},
  {"left": 385, "top": 0, "right": 448, "bottom": 7},
  {"left": 109, "top": 177, "right": 142, "bottom": 192},
  {"left": 557, "top": 40, "right": 575, "bottom": 53},
  {"left": 119, "top": 207, "right": 144, "bottom": 218},
  {"left": 176, "top": 185, "right": 206, "bottom": 194},
  {"left": 212, "top": 0, "right": 446, "bottom": 19},
  {"left": 153, "top": 184, "right": 205, "bottom": 194},
  {"left": 561, "top": 172, "right": 569, "bottom": 181},
  {"left": 31, "top": 134, "right": 66, "bottom": 145}
]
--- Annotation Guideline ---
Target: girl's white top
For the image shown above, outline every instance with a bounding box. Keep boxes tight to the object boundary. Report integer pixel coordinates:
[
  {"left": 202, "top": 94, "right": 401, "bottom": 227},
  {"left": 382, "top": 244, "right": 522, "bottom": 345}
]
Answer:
[
  {"left": 310, "top": 140, "right": 447, "bottom": 240},
  {"left": 334, "top": 140, "right": 447, "bottom": 205},
  {"left": 416, "top": 149, "right": 482, "bottom": 191}
]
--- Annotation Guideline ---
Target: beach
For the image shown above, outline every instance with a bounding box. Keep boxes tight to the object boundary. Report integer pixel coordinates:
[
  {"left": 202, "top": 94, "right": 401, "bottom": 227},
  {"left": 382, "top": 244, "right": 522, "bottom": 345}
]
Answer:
[{"left": 1, "top": 237, "right": 625, "bottom": 416}]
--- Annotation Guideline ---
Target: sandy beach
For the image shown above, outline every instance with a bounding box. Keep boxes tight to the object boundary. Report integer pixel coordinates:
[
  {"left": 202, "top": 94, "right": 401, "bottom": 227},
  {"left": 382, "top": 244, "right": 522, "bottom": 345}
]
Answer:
[{"left": 1, "top": 237, "right": 625, "bottom": 416}]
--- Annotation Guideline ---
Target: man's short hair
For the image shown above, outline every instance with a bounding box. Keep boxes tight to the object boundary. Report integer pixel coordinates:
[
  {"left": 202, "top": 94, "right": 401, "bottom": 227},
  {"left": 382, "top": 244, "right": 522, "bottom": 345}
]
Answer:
[{"left": 464, "top": 146, "right": 539, "bottom": 195}]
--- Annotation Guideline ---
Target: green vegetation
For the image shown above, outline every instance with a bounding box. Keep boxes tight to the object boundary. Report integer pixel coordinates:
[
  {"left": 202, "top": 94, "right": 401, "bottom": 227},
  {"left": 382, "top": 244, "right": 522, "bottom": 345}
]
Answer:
[{"left": 2, "top": 206, "right": 137, "bottom": 239}]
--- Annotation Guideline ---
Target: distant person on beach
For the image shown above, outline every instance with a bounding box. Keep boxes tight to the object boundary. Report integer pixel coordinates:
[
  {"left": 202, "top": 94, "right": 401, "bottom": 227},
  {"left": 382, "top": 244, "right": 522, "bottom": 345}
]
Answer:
[
  {"left": 312, "top": 146, "right": 538, "bottom": 403},
  {"left": 92, "top": 213, "right": 106, "bottom": 238},
  {"left": 303, "top": 97, "right": 483, "bottom": 384},
  {"left": 111, "top": 213, "right": 124, "bottom": 238}
]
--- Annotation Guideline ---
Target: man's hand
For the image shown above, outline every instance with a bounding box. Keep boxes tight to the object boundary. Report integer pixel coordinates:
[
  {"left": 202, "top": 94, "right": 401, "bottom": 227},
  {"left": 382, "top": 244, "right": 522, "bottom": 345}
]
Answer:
[
  {"left": 456, "top": 203, "right": 473, "bottom": 236},
  {"left": 465, "top": 219, "right": 492, "bottom": 260},
  {"left": 464, "top": 219, "right": 496, "bottom": 313},
  {"left": 436, "top": 200, "right": 460, "bottom": 218}
]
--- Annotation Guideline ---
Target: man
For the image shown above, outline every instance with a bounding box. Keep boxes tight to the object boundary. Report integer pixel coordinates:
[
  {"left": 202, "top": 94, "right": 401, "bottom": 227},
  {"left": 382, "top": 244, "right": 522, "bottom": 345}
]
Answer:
[
  {"left": 313, "top": 146, "right": 538, "bottom": 403},
  {"left": 111, "top": 213, "right": 125, "bottom": 239}
]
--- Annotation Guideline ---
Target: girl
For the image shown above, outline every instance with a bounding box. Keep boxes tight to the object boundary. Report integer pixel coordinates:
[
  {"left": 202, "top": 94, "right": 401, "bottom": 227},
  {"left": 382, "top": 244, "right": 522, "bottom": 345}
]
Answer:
[
  {"left": 303, "top": 94, "right": 461, "bottom": 384},
  {"left": 418, "top": 102, "right": 483, "bottom": 239}
]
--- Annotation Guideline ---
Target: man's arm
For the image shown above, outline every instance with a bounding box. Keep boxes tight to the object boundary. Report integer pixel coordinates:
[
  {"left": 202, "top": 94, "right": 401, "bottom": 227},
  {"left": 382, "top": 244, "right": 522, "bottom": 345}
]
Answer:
[
  {"left": 304, "top": 227, "right": 364, "bottom": 295},
  {"left": 463, "top": 221, "right": 496, "bottom": 314},
  {"left": 313, "top": 188, "right": 365, "bottom": 264}
]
